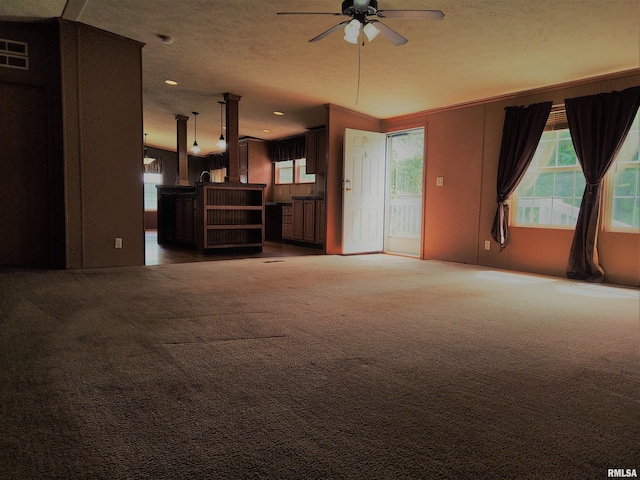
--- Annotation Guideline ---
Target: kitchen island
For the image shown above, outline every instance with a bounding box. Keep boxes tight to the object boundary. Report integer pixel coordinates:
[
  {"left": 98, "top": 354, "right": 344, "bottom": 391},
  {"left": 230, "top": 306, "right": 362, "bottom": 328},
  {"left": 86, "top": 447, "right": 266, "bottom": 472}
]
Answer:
[{"left": 157, "top": 182, "right": 265, "bottom": 253}]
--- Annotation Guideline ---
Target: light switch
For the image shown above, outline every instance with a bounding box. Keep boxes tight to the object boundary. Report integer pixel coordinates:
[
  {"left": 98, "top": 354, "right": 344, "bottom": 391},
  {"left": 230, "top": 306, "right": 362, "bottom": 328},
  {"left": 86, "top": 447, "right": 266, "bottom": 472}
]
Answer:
[{"left": 436, "top": 176, "right": 444, "bottom": 186}]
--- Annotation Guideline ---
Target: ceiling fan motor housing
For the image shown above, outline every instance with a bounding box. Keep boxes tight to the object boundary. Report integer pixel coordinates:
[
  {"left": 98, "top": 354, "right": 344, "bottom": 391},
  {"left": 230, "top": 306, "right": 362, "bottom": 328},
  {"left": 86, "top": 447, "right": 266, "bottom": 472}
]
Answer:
[{"left": 342, "top": 0, "right": 378, "bottom": 16}]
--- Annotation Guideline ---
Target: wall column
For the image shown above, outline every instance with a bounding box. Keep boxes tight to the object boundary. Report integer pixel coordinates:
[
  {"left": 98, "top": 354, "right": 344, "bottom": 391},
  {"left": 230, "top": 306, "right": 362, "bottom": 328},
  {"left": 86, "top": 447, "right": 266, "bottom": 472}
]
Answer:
[
  {"left": 175, "top": 114, "right": 189, "bottom": 185},
  {"left": 224, "top": 92, "right": 241, "bottom": 183}
]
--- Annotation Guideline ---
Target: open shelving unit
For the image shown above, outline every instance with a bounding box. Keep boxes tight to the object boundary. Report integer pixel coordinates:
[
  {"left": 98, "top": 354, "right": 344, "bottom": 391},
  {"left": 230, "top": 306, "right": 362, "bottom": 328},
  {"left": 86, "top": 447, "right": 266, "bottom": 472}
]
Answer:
[{"left": 196, "top": 183, "right": 265, "bottom": 252}]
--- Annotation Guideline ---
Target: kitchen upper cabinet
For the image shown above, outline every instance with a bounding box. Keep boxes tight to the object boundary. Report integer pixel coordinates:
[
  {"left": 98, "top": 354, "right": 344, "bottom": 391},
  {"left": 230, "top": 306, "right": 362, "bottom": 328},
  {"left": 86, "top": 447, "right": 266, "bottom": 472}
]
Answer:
[
  {"left": 305, "top": 128, "right": 326, "bottom": 175},
  {"left": 239, "top": 138, "right": 272, "bottom": 200}
]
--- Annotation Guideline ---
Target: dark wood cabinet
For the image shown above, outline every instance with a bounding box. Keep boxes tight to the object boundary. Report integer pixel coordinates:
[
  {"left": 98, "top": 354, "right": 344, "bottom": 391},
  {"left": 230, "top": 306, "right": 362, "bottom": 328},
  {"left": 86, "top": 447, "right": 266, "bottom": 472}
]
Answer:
[
  {"left": 282, "top": 205, "right": 294, "bottom": 239},
  {"left": 175, "top": 196, "right": 195, "bottom": 245},
  {"left": 303, "top": 201, "right": 316, "bottom": 242},
  {"left": 315, "top": 200, "right": 326, "bottom": 244},
  {"left": 196, "top": 183, "right": 265, "bottom": 252},
  {"left": 238, "top": 138, "right": 272, "bottom": 200},
  {"left": 156, "top": 186, "right": 196, "bottom": 248},
  {"left": 239, "top": 141, "right": 249, "bottom": 183},
  {"left": 281, "top": 199, "right": 324, "bottom": 246},
  {"left": 293, "top": 200, "right": 304, "bottom": 240},
  {"left": 305, "top": 128, "right": 326, "bottom": 175},
  {"left": 158, "top": 183, "right": 265, "bottom": 253}
]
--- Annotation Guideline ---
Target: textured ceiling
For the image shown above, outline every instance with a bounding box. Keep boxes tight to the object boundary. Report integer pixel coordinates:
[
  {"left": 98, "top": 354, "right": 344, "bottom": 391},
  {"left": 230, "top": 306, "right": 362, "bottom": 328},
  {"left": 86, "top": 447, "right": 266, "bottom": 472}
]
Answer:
[{"left": 2, "top": 0, "right": 639, "bottom": 154}]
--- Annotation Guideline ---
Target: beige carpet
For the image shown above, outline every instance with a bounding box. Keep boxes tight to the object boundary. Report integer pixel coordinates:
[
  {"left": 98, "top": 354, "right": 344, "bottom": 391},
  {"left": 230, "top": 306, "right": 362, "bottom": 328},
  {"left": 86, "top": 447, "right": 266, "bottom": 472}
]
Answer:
[{"left": 1, "top": 255, "right": 638, "bottom": 479}]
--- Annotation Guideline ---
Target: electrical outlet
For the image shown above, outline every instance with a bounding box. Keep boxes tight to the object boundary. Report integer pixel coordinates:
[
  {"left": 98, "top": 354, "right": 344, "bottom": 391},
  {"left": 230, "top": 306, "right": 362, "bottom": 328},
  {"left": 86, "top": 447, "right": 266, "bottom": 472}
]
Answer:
[
  {"left": 436, "top": 176, "right": 444, "bottom": 187},
  {"left": 484, "top": 240, "right": 491, "bottom": 251},
  {"left": 115, "top": 238, "right": 123, "bottom": 249}
]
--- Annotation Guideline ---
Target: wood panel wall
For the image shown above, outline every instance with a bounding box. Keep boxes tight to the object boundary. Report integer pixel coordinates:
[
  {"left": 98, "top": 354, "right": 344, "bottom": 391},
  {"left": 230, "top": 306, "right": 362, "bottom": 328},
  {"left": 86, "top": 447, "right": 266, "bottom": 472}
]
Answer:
[{"left": 0, "top": 21, "right": 65, "bottom": 268}]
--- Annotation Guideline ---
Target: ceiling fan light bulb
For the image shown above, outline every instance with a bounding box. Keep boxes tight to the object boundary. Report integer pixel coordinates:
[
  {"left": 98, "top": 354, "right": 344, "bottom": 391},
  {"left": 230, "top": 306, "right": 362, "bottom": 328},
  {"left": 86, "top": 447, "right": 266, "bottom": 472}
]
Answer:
[
  {"left": 364, "top": 22, "right": 380, "bottom": 41},
  {"left": 343, "top": 34, "right": 359, "bottom": 44},
  {"left": 344, "top": 19, "right": 361, "bottom": 44},
  {"left": 345, "top": 19, "right": 361, "bottom": 33}
]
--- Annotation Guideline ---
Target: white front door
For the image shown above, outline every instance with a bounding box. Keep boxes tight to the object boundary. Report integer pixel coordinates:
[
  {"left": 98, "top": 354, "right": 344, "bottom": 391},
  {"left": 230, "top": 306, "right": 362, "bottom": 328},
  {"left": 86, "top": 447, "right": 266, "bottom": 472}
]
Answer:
[{"left": 342, "top": 128, "right": 387, "bottom": 254}]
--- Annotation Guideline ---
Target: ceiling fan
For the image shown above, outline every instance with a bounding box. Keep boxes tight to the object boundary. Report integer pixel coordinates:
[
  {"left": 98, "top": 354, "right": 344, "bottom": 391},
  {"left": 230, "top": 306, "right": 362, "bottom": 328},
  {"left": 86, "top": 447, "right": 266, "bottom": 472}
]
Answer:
[{"left": 277, "top": 0, "right": 444, "bottom": 46}]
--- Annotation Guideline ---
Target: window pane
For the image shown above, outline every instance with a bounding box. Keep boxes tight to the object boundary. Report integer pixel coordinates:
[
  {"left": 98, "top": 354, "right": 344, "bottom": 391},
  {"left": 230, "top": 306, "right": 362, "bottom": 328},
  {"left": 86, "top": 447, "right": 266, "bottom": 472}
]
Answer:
[
  {"left": 557, "top": 139, "right": 577, "bottom": 166},
  {"left": 143, "top": 173, "right": 163, "bottom": 211},
  {"left": 534, "top": 172, "right": 554, "bottom": 197},
  {"left": 611, "top": 165, "right": 639, "bottom": 229},
  {"left": 613, "top": 167, "right": 638, "bottom": 196},
  {"left": 536, "top": 133, "right": 557, "bottom": 167},
  {"left": 513, "top": 127, "right": 584, "bottom": 228},
  {"left": 553, "top": 171, "right": 575, "bottom": 197},
  {"left": 296, "top": 158, "right": 316, "bottom": 184},
  {"left": 275, "top": 160, "right": 293, "bottom": 184},
  {"left": 608, "top": 110, "right": 640, "bottom": 231}
]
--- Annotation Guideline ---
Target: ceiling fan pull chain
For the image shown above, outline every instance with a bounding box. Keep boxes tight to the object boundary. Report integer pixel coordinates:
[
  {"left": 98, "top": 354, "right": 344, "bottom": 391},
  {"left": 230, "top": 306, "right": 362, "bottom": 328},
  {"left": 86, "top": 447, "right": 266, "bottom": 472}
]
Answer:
[{"left": 355, "top": 31, "right": 362, "bottom": 105}]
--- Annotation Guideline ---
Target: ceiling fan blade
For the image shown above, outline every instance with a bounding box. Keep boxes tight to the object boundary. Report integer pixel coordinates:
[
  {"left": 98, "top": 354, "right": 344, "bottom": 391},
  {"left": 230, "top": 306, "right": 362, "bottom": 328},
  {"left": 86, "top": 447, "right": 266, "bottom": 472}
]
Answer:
[
  {"left": 377, "top": 10, "right": 445, "bottom": 20},
  {"left": 369, "top": 20, "right": 408, "bottom": 46},
  {"left": 309, "top": 20, "right": 351, "bottom": 43},
  {"left": 277, "top": 12, "right": 344, "bottom": 16}
]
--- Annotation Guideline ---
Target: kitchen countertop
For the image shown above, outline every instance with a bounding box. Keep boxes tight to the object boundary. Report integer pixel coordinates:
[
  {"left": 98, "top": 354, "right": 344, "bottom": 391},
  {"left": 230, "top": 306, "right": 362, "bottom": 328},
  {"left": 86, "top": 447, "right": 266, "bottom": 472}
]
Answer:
[{"left": 291, "top": 196, "right": 324, "bottom": 201}]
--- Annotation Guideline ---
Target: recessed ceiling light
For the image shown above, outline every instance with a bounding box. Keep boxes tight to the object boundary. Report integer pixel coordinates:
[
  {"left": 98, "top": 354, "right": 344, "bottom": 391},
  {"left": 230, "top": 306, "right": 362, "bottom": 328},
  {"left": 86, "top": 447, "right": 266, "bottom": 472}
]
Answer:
[
  {"left": 273, "top": 111, "right": 284, "bottom": 116},
  {"left": 165, "top": 80, "right": 178, "bottom": 86},
  {"left": 262, "top": 129, "right": 271, "bottom": 133}
]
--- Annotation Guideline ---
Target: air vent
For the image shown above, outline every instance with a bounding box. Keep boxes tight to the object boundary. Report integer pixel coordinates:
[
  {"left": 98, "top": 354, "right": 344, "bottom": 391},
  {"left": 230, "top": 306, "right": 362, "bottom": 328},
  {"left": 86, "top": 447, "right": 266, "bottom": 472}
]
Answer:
[{"left": 0, "top": 39, "right": 29, "bottom": 70}]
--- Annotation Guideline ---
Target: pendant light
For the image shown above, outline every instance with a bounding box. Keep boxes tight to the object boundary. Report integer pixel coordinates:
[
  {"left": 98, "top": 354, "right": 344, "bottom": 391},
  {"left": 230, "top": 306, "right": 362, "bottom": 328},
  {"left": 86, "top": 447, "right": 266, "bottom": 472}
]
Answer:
[
  {"left": 143, "top": 133, "right": 156, "bottom": 164},
  {"left": 191, "top": 111, "right": 201, "bottom": 154},
  {"left": 216, "top": 101, "right": 226, "bottom": 150}
]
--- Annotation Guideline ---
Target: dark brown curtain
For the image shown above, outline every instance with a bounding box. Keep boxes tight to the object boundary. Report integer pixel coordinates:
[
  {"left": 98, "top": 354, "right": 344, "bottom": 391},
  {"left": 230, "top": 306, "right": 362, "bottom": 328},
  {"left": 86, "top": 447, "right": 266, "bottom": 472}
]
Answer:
[
  {"left": 491, "top": 102, "right": 552, "bottom": 250},
  {"left": 269, "top": 135, "right": 306, "bottom": 162},
  {"left": 565, "top": 86, "right": 640, "bottom": 282}
]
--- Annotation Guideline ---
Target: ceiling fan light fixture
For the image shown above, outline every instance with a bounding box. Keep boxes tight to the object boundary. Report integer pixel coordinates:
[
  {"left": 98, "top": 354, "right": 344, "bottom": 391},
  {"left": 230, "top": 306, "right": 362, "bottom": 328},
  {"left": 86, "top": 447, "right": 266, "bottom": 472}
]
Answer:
[
  {"left": 363, "top": 22, "right": 380, "bottom": 41},
  {"left": 343, "top": 18, "right": 361, "bottom": 44}
]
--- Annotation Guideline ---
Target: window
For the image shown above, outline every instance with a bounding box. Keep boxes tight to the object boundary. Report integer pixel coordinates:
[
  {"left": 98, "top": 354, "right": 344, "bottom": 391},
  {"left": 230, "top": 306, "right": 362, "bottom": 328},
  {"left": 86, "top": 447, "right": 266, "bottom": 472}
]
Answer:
[
  {"left": 143, "top": 173, "right": 163, "bottom": 211},
  {"left": 513, "top": 129, "right": 585, "bottom": 227},
  {"left": 512, "top": 108, "right": 640, "bottom": 232},
  {"left": 275, "top": 160, "right": 294, "bottom": 184},
  {"left": 295, "top": 158, "right": 316, "bottom": 184},
  {"left": 274, "top": 159, "right": 315, "bottom": 185},
  {"left": 607, "top": 110, "right": 640, "bottom": 231}
]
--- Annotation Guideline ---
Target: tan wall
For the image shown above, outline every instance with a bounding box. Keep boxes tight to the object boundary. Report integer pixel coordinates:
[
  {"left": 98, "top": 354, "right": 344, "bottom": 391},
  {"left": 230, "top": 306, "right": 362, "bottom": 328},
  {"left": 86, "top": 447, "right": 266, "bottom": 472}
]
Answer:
[
  {"left": 60, "top": 21, "right": 145, "bottom": 268},
  {"left": 383, "top": 70, "right": 640, "bottom": 286},
  {"left": 422, "top": 105, "right": 485, "bottom": 264},
  {"left": 326, "top": 104, "right": 382, "bottom": 254}
]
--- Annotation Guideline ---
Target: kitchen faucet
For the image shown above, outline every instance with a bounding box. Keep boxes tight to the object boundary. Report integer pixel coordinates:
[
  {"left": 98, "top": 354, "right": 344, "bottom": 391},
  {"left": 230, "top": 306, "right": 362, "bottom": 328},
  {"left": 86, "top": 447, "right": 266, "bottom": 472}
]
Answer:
[{"left": 199, "top": 170, "right": 211, "bottom": 182}]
